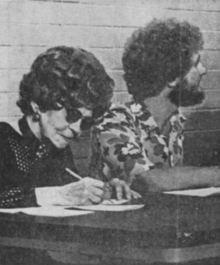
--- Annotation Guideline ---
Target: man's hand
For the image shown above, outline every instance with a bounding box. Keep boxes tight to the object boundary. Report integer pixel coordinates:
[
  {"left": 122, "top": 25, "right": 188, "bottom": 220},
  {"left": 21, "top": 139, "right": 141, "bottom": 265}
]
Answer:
[
  {"left": 103, "top": 178, "right": 141, "bottom": 200},
  {"left": 35, "top": 177, "right": 105, "bottom": 206}
]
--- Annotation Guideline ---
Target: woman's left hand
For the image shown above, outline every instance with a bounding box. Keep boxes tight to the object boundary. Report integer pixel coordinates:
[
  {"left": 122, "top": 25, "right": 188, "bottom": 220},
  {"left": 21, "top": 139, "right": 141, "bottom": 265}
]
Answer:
[{"left": 104, "top": 178, "right": 141, "bottom": 200}]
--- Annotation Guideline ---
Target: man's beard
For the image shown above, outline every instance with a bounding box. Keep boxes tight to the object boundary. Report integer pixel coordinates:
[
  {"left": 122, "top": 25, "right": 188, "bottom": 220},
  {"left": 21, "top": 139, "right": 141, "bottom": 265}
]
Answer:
[{"left": 168, "top": 79, "right": 205, "bottom": 107}]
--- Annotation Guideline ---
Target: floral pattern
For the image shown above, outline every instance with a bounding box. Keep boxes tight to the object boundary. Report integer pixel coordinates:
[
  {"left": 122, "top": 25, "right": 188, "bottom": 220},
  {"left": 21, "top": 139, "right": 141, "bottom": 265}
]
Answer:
[{"left": 89, "top": 102, "right": 185, "bottom": 184}]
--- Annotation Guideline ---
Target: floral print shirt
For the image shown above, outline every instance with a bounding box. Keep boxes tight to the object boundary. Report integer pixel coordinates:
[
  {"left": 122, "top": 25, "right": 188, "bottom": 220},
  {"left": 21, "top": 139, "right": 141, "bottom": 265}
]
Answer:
[{"left": 89, "top": 102, "right": 186, "bottom": 185}]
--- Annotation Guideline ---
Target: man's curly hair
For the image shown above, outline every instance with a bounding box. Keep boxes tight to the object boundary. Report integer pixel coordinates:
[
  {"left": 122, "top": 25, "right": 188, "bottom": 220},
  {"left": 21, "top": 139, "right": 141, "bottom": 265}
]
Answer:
[
  {"left": 122, "top": 18, "right": 204, "bottom": 102},
  {"left": 17, "top": 46, "right": 114, "bottom": 115}
]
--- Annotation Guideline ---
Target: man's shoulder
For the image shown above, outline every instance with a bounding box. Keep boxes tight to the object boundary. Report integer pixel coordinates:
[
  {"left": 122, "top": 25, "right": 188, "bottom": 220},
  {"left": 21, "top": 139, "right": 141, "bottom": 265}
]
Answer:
[
  {"left": 92, "top": 102, "right": 135, "bottom": 134},
  {"left": 98, "top": 103, "right": 133, "bottom": 123}
]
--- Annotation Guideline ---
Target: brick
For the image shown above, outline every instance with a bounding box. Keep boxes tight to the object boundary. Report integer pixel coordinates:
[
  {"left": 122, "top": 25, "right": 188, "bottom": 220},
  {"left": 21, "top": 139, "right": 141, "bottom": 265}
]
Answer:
[
  {"left": 202, "top": 51, "right": 220, "bottom": 70},
  {"left": 7, "top": 23, "right": 82, "bottom": 47},
  {"left": 155, "top": 0, "right": 220, "bottom": 11},
  {"left": 0, "top": 69, "right": 28, "bottom": 92},
  {"left": 162, "top": 10, "right": 220, "bottom": 31},
  {"left": 0, "top": 92, "right": 21, "bottom": 117},
  {"left": 79, "top": 26, "right": 135, "bottom": 49},
  {"left": 0, "top": 70, "right": 9, "bottom": 91},
  {"left": 112, "top": 6, "right": 161, "bottom": 28},
  {"left": 0, "top": 24, "right": 9, "bottom": 45},
  {"left": 201, "top": 70, "right": 220, "bottom": 90},
  {"left": 4, "top": 46, "right": 46, "bottom": 70},
  {"left": 9, "top": 1, "right": 79, "bottom": 25},
  {"left": 182, "top": 109, "right": 220, "bottom": 131},
  {"left": 87, "top": 48, "right": 118, "bottom": 70},
  {"left": 80, "top": 0, "right": 220, "bottom": 11},
  {"left": 203, "top": 31, "right": 220, "bottom": 51},
  {"left": 113, "top": 27, "right": 136, "bottom": 48},
  {"left": 183, "top": 130, "right": 220, "bottom": 166},
  {"left": 8, "top": 23, "right": 54, "bottom": 46},
  {"left": 0, "top": 46, "right": 9, "bottom": 69},
  {"left": 56, "top": 26, "right": 83, "bottom": 47},
  {"left": 80, "top": 0, "right": 116, "bottom": 5},
  {"left": 0, "top": 1, "right": 9, "bottom": 23},
  {"left": 0, "top": 70, "right": 27, "bottom": 93},
  {"left": 80, "top": 27, "right": 116, "bottom": 48},
  {"left": 79, "top": 4, "right": 114, "bottom": 26}
]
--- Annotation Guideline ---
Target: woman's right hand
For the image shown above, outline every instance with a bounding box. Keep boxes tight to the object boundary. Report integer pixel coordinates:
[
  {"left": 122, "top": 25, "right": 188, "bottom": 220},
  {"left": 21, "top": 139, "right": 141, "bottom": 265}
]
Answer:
[
  {"left": 59, "top": 177, "right": 105, "bottom": 205},
  {"left": 35, "top": 177, "right": 105, "bottom": 206}
]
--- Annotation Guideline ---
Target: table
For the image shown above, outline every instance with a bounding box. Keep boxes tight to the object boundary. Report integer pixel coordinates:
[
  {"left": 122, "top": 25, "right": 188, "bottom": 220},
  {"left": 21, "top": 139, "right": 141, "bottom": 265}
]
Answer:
[{"left": 0, "top": 194, "right": 220, "bottom": 264}]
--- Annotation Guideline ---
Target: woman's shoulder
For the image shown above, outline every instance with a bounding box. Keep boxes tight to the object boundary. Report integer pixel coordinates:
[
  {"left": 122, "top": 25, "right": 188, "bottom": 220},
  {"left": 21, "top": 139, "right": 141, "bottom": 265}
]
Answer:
[{"left": 0, "top": 122, "right": 18, "bottom": 139}]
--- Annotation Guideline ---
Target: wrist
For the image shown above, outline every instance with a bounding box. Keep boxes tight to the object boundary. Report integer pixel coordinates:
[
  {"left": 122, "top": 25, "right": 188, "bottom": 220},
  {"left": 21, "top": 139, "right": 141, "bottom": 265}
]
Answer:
[{"left": 35, "top": 186, "right": 61, "bottom": 206}]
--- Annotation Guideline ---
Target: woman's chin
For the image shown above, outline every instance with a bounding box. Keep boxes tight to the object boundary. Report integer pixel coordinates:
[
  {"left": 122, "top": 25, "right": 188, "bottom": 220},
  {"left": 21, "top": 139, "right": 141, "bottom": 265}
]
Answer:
[{"left": 53, "top": 138, "right": 70, "bottom": 149}]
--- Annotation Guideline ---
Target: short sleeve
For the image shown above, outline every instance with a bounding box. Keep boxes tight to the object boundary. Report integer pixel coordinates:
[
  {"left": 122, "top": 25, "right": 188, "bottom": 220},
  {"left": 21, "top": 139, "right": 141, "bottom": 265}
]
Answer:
[
  {"left": 169, "top": 114, "right": 186, "bottom": 166},
  {"left": 89, "top": 107, "right": 155, "bottom": 184}
]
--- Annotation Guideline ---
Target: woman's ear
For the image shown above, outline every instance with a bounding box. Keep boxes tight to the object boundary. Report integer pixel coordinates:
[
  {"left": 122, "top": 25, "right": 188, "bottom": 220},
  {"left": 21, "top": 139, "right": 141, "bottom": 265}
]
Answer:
[
  {"left": 167, "top": 77, "right": 180, "bottom": 89},
  {"left": 30, "top": 102, "right": 40, "bottom": 122},
  {"left": 30, "top": 102, "right": 40, "bottom": 113}
]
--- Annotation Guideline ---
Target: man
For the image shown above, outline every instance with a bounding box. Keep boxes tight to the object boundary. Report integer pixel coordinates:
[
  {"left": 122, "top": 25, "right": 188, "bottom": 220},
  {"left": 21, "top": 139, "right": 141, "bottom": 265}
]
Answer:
[{"left": 89, "top": 18, "right": 220, "bottom": 194}]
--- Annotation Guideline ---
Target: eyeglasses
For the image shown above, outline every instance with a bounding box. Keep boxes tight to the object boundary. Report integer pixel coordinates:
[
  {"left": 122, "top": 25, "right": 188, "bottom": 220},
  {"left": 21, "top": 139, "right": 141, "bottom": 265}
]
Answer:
[{"left": 66, "top": 108, "right": 95, "bottom": 131}]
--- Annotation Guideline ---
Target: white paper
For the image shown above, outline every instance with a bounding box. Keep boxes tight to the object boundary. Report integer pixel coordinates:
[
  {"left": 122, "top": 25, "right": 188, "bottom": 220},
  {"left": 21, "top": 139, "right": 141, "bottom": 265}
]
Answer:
[
  {"left": 0, "top": 206, "right": 93, "bottom": 217},
  {"left": 164, "top": 187, "right": 220, "bottom": 197},
  {"left": 67, "top": 204, "right": 144, "bottom": 212},
  {"left": 101, "top": 199, "right": 129, "bottom": 205}
]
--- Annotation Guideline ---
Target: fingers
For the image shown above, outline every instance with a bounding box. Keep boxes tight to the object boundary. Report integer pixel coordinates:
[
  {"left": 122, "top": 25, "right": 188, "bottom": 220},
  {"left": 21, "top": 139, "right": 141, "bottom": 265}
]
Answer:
[
  {"left": 123, "top": 182, "right": 132, "bottom": 200},
  {"left": 130, "top": 190, "right": 141, "bottom": 199},
  {"left": 110, "top": 179, "right": 131, "bottom": 200},
  {"left": 87, "top": 193, "right": 103, "bottom": 205},
  {"left": 83, "top": 177, "right": 105, "bottom": 189}
]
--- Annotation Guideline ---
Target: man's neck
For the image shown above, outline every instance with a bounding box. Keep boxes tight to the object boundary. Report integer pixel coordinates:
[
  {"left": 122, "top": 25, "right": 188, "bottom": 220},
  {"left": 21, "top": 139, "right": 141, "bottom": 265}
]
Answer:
[{"left": 143, "top": 87, "right": 178, "bottom": 132}]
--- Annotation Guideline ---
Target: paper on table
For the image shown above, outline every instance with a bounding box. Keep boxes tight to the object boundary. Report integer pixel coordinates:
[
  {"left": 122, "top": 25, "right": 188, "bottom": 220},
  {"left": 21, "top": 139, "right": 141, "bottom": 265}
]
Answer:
[
  {"left": 0, "top": 206, "right": 93, "bottom": 217},
  {"left": 164, "top": 187, "right": 220, "bottom": 197},
  {"left": 67, "top": 204, "right": 144, "bottom": 212},
  {"left": 101, "top": 199, "right": 129, "bottom": 205}
]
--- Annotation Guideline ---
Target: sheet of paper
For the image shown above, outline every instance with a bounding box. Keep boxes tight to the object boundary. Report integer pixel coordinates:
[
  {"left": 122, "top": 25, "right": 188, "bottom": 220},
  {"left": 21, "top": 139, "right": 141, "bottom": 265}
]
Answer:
[
  {"left": 67, "top": 204, "right": 144, "bottom": 212},
  {"left": 164, "top": 187, "right": 220, "bottom": 197},
  {"left": 0, "top": 206, "right": 93, "bottom": 217},
  {"left": 101, "top": 199, "right": 129, "bottom": 205}
]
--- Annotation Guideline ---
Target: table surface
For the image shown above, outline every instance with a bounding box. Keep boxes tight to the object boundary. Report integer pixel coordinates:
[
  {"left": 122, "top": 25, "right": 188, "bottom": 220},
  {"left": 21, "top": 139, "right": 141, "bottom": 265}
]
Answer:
[{"left": 0, "top": 194, "right": 220, "bottom": 264}]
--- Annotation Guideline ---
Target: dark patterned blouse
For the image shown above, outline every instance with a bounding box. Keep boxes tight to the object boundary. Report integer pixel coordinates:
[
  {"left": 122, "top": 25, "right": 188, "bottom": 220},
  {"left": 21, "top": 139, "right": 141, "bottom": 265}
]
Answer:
[
  {"left": 0, "top": 117, "right": 77, "bottom": 208},
  {"left": 89, "top": 102, "right": 185, "bottom": 185}
]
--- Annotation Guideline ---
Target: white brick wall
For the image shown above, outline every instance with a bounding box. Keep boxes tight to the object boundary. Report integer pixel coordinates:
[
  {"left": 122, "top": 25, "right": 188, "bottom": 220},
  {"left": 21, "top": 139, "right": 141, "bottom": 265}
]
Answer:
[{"left": 0, "top": 0, "right": 219, "bottom": 135}]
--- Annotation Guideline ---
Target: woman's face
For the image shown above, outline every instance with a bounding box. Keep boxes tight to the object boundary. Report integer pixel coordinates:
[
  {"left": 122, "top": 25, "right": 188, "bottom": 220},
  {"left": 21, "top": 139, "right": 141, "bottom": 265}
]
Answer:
[{"left": 38, "top": 107, "right": 93, "bottom": 149}]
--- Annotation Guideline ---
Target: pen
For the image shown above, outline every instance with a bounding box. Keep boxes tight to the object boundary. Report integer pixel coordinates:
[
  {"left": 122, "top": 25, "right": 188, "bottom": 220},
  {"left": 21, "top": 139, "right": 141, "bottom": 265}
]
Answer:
[{"left": 65, "top": 168, "right": 82, "bottom": 180}]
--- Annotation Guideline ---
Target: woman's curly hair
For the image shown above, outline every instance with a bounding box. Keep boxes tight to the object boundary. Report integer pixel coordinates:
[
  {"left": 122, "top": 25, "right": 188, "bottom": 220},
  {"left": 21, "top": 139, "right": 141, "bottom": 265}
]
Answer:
[
  {"left": 122, "top": 18, "right": 204, "bottom": 102},
  {"left": 17, "top": 46, "right": 114, "bottom": 115}
]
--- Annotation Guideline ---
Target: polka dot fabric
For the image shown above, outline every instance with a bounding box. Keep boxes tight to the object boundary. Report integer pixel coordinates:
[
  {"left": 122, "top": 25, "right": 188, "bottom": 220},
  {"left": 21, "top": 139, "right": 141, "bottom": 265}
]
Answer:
[
  {"left": 0, "top": 118, "right": 77, "bottom": 208},
  {"left": 9, "top": 137, "right": 50, "bottom": 173}
]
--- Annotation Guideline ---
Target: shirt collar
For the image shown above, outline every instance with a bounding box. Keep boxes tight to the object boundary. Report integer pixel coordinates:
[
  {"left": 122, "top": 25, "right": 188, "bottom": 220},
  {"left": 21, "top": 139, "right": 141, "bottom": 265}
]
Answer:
[{"left": 18, "top": 116, "right": 53, "bottom": 153}]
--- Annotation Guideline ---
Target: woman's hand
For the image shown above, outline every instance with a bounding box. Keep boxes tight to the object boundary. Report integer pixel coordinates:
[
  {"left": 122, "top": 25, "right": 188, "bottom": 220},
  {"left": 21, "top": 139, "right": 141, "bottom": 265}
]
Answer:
[
  {"left": 35, "top": 177, "right": 105, "bottom": 206},
  {"left": 103, "top": 178, "right": 141, "bottom": 200}
]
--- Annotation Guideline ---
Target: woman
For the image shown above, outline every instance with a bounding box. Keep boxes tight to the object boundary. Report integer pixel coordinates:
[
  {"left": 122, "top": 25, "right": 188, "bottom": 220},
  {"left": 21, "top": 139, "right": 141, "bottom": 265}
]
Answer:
[{"left": 0, "top": 46, "right": 132, "bottom": 208}]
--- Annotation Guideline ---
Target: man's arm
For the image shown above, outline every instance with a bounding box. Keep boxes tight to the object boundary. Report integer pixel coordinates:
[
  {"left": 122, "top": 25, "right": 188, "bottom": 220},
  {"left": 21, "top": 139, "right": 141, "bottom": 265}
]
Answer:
[{"left": 132, "top": 166, "right": 220, "bottom": 194}]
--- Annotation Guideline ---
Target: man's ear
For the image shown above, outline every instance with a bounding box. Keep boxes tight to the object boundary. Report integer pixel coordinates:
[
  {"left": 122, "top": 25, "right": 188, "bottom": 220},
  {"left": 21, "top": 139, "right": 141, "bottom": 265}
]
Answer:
[{"left": 167, "top": 77, "right": 180, "bottom": 88}]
